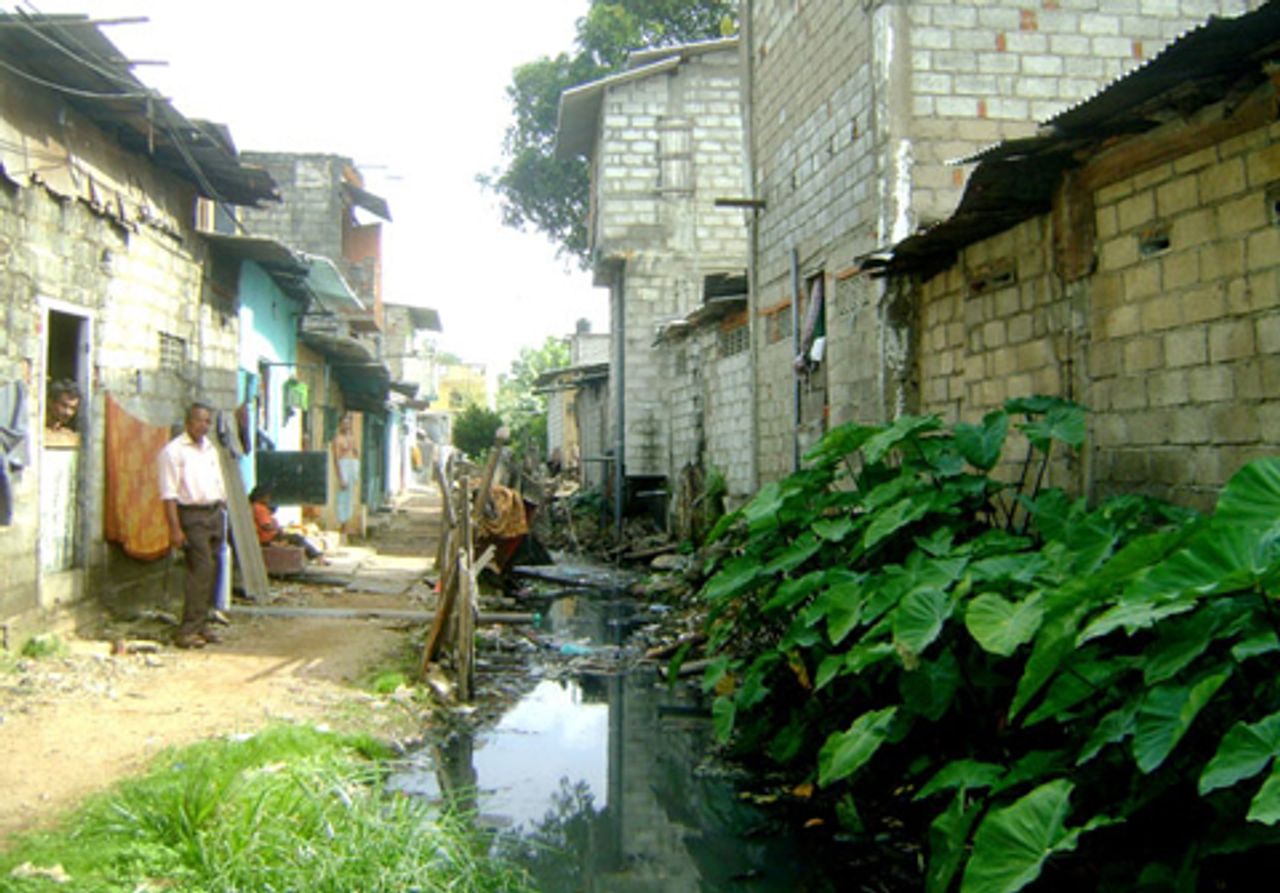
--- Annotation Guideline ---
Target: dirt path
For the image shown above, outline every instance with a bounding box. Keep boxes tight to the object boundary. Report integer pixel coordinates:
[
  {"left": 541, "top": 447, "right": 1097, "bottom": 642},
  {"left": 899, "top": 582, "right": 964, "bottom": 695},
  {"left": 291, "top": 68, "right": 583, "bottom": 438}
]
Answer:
[{"left": 0, "top": 497, "right": 442, "bottom": 849}]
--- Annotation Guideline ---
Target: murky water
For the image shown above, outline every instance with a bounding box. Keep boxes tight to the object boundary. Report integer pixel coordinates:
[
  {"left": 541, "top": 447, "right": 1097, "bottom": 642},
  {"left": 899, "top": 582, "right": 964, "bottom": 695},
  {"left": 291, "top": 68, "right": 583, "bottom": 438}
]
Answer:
[{"left": 390, "top": 585, "right": 843, "bottom": 892}]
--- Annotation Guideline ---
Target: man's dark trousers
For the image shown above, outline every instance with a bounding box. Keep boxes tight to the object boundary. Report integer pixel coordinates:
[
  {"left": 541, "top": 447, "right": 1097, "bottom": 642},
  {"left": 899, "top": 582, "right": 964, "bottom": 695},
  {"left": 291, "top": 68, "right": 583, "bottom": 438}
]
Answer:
[{"left": 177, "top": 504, "right": 225, "bottom": 637}]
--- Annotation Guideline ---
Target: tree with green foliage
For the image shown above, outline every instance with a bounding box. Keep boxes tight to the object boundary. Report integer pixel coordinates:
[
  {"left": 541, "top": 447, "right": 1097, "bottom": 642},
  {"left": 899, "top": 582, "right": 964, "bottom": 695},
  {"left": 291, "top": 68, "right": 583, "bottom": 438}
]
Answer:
[
  {"left": 687, "top": 397, "right": 1280, "bottom": 890},
  {"left": 497, "top": 336, "right": 572, "bottom": 461},
  {"left": 452, "top": 403, "right": 504, "bottom": 460},
  {"left": 480, "top": 0, "right": 737, "bottom": 267}
]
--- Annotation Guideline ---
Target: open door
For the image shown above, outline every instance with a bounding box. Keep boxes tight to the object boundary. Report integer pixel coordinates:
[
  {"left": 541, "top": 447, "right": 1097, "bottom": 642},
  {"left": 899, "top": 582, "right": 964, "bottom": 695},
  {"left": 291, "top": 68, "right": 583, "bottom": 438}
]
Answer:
[{"left": 41, "top": 307, "right": 90, "bottom": 573}]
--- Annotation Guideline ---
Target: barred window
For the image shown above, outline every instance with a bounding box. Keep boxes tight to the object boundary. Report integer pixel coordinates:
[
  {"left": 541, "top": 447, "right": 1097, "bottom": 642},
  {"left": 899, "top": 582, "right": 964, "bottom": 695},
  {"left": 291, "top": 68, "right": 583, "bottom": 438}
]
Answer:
[
  {"left": 159, "top": 332, "right": 187, "bottom": 372},
  {"left": 719, "top": 323, "right": 749, "bottom": 357}
]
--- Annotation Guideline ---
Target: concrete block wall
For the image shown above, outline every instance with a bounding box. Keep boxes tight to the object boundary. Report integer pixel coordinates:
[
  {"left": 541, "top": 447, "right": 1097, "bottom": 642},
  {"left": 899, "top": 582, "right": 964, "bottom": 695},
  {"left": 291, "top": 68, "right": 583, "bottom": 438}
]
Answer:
[
  {"left": 705, "top": 345, "right": 753, "bottom": 502},
  {"left": 746, "top": 0, "right": 1267, "bottom": 486},
  {"left": 239, "top": 153, "right": 345, "bottom": 263},
  {"left": 1086, "top": 115, "right": 1280, "bottom": 510}
]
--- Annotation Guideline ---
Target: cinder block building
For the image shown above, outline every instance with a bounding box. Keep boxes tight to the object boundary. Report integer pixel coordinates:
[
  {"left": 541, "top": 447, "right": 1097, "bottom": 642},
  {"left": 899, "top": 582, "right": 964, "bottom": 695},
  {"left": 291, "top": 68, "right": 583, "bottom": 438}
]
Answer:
[
  {"left": 880, "top": 3, "right": 1280, "bottom": 510},
  {"left": 557, "top": 37, "right": 751, "bottom": 523},
  {"left": 742, "top": 0, "right": 1269, "bottom": 485},
  {"left": 0, "top": 17, "right": 277, "bottom": 631}
]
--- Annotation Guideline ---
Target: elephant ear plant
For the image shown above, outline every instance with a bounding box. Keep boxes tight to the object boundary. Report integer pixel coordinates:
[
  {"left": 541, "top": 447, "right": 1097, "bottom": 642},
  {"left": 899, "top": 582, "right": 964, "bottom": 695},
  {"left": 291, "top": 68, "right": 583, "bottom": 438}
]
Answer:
[{"left": 685, "top": 396, "right": 1280, "bottom": 891}]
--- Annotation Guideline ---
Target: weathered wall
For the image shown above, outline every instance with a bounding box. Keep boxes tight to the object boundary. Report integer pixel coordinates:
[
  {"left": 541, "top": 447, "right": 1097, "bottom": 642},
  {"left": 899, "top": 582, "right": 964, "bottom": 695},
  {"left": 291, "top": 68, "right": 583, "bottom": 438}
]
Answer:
[
  {"left": 915, "top": 90, "right": 1280, "bottom": 511},
  {"left": 239, "top": 153, "right": 346, "bottom": 263},
  {"left": 592, "top": 45, "right": 748, "bottom": 485},
  {"left": 745, "top": 0, "right": 1268, "bottom": 485}
]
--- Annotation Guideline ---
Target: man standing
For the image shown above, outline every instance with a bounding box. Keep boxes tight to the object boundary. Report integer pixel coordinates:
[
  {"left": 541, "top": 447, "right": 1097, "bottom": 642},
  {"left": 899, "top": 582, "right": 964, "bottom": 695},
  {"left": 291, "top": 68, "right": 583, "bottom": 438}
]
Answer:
[
  {"left": 331, "top": 413, "right": 360, "bottom": 538},
  {"left": 158, "top": 402, "right": 226, "bottom": 649}
]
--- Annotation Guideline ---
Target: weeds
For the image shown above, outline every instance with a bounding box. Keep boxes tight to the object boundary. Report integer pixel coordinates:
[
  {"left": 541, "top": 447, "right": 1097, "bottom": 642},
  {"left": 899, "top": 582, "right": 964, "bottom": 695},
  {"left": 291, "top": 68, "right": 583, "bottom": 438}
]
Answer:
[{"left": 0, "top": 724, "right": 531, "bottom": 892}]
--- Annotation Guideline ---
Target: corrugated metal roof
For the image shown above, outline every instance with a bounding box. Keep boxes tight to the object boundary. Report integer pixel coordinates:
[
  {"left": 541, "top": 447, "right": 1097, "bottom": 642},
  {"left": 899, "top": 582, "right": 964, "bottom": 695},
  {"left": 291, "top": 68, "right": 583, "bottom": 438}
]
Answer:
[
  {"left": 0, "top": 13, "right": 278, "bottom": 206},
  {"left": 343, "top": 181, "right": 392, "bottom": 222},
  {"left": 878, "top": 2, "right": 1280, "bottom": 278}
]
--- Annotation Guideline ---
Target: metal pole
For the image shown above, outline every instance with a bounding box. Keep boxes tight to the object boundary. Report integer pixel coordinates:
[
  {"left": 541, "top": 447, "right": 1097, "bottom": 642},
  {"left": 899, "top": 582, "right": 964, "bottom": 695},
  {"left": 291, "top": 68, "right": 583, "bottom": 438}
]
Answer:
[{"left": 789, "top": 247, "right": 802, "bottom": 473}]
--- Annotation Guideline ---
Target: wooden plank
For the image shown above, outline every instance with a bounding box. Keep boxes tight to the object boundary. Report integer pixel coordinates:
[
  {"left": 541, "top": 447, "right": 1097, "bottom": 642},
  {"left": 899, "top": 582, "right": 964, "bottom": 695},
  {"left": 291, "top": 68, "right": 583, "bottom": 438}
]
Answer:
[
  {"left": 227, "top": 604, "right": 534, "bottom": 624},
  {"left": 457, "top": 557, "right": 477, "bottom": 703},
  {"left": 219, "top": 447, "right": 270, "bottom": 601},
  {"left": 419, "top": 560, "right": 461, "bottom": 676}
]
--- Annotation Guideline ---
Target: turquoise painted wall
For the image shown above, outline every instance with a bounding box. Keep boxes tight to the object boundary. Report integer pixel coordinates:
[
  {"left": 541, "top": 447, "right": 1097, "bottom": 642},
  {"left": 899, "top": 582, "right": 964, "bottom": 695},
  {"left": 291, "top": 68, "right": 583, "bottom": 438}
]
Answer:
[{"left": 237, "top": 261, "right": 304, "bottom": 491}]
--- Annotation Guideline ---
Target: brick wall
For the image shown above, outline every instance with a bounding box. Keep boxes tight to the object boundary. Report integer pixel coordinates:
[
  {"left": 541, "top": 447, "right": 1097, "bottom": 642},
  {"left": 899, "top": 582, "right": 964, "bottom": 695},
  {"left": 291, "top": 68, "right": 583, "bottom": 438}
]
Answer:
[
  {"left": 746, "top": 0, "right": 1267, "bottom": 486},
  {"left": 239, "top": 153, "right": 346, "bottom": 264}
]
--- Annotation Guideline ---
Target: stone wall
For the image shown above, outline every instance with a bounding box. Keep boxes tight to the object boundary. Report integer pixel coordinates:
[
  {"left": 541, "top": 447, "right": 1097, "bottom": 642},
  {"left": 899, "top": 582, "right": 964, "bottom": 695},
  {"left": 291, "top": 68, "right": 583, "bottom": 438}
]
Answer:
[
  {"left": 746, "top": 0, "right": 1268, "bottom": 485},
  {"left": 239, "top": 153, "right": 346, "bottom": 263}
]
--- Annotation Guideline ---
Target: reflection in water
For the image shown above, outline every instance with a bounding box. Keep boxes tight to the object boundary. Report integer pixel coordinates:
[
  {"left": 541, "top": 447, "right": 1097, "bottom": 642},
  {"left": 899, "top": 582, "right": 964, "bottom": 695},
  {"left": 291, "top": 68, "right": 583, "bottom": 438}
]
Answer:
[{"left": 391, "top": 594, "right": 842, "bottom": 891}]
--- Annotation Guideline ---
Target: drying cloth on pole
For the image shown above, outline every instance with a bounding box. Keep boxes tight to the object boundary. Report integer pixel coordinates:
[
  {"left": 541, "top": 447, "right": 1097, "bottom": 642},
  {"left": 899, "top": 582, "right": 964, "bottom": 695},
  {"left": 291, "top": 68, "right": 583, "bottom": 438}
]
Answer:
[{"left": 477, "top": 484, "right": 529, "bottom": 540}]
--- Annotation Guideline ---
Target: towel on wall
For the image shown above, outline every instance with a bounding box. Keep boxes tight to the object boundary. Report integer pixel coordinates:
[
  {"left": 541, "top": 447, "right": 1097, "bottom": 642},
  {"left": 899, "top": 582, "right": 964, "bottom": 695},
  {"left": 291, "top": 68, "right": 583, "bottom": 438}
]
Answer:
[{"left": 105, "top": 393, "right": 171, "bottom": 560}]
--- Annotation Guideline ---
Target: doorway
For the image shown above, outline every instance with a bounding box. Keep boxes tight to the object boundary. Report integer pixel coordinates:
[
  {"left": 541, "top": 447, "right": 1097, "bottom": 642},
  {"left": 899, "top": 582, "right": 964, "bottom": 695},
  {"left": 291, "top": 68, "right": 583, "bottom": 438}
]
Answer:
[{"left": 41, "top": 307, "right": 90, "bottom": 572}]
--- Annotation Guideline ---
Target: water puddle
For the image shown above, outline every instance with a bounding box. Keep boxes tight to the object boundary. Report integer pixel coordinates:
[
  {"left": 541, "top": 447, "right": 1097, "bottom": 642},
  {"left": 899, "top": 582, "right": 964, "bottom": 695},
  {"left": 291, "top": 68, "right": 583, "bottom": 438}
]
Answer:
[{"left": 390, "top": 582, "right": 843, "bottom": 891}]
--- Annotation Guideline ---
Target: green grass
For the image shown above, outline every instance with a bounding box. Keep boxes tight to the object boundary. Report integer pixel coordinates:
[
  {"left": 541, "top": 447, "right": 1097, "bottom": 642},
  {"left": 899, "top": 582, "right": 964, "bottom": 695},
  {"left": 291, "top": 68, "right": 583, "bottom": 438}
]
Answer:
[
  {"left": 19, "top": 634, "right": 65, "bottom": 659},
  {"left": 0, "top": 724, "right": 532, "bottom": 892}
]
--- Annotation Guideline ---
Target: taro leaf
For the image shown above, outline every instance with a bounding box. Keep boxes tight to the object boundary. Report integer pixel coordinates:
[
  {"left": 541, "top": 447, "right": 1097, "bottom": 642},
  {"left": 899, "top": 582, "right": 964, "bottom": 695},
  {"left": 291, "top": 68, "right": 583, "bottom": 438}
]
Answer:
[
  {"left": 1143, "top": 608, "right": 1229, "bottom": 686},
  {"left": 817, "top": 707, "right": 898, "bottom": 787},
  {"left": 1199, "top": 711, "right": 1280, "bottom": 795},
  {"left": 706, "top": 506, "right": 744, "bottom": 544},
  {"left": 961, "top": 779, "right": 1083, "bottom": 893},
  {"left": 1005, "top": 395, "right": 1061, "bottom": 415},
  {"left": 916, "top": 759, "right": 1006, "bottom": 800},
  {"left": 1123, "top": 522, "right": 1280, "bottom": 604},
  {"left": 804, "top": 421, "right": 878, "bottom": 468},
  {"left": 1233, "top": 629, "right": 1280, "bottom": 661},
  {"left": 1019, "top": 403, "right": 1086, "bottom": 450},
  {"left": 894, "top": 588, "right": 952, "bottom": 658},
  {"left": 970, "top": 554, "right": 1047, "bottom": 586},
  {"left": 815, "top": 653, "right": 845, "bottom": 691},
  {"left": 700, "top": 655, "right": 733, "bottom": 694},
  {"left": 1248, "top": 763, "right": 1280, "bottom": 825},
  {"left": 928, "top": 791, "right": 981, "bottom": 893},
  {"left": 1078, "top": 702, "right": 1139, "bottom": 766},
  {"left": 1011, "top": 599, "right": 1095, "bottom": 718},
  {"left": 1133, "top": 669, "right": 1231, "bottom": 774},
  {"left": 955, "top": 410, "right": 1009, "bottom": 471},
  {"left": 737, "top": 653, "right": 782, "bottom": 710},
  {"left": 763, "top": 569, "right": 826, "bottom": 614},
  {"left": 863, "top": 473, "right": 914, "bottom": 511},
  {"left": 812, "top": 516, "right": 856, "bottom": 542},
  {"left": 899, "top": 648, "right": 961, "bottom": 721},
  {"left": 1214, "top": 457, "right": 1280, "bottom": 530},
  {"left": 862, "top": 414, "right": 943, "bottom": 465},
  {"left": 702, "top": 557, "right": 764, "bottom": 604},
  {"left": 993, "top": 749, "right": 1071, "bottom": 795},
  {"left": 1077, "top": 598, "right": 1197, "bottom": 645},
  {"left": 966, "top": 593, "right": 1044, "bottom": 657},
  {"left": 712, "top": 696, "right": 736, "bottom": 743},
  {"left": 767, "top": 712, "right": 810, "bottom": 765},
  {"left": 917, "top": 527, "right": 958, "bottom": 557},
  {"left": 1024, "top": 651, "right": 1128, "bottom": 727},
  {"left": 810, "top": 572, "right": 868, "bottom": 646},
  {"left": 743, "top": 481, "right": 785, "bottom": 534},
  {"left": 843, "top": 641, "right": 897, "bottom": 675},
  {"left": 762, "top": 533, "right": 824, "bottom": 576}
]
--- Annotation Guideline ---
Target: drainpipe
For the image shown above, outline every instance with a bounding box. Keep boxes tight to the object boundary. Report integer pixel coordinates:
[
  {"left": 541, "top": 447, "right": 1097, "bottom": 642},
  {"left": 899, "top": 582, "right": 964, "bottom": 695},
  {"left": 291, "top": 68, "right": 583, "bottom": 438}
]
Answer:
[
  {"left": 612, "top": 268, "right": 626, "bottom": 539},
  {"left": 789, "top": 247, "right": 802, "bottom": 473}
]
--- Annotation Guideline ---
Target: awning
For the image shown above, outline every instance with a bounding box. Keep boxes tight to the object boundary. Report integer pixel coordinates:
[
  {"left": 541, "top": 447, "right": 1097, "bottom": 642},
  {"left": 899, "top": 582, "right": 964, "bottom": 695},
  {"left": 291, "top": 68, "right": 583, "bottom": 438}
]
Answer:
[
  {"left": 534, "top": 361, "right": 609, "bottom": 394},
  {"left": 201, "top": 233, "right": 309, "bottom": 301}
]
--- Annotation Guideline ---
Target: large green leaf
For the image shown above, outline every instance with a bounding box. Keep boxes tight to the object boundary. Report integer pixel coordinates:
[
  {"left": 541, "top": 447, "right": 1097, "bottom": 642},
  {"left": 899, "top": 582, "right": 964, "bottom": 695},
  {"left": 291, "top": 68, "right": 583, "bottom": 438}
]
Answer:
[
  {"left": 863, "top": 495, "right": 935, "bottom": 552},
  {"left": 894, "top": 588, "right": 952, "bottom": 657},
  {"left": 818, "top": 707, "right": 899, "bottom": 786},
  {"left": 763, "top": 569, "right": 825, "bottom": 614},
  {"left": 1215, "top": 457, "right": 1280, "bottom": 529},
  {"left": 1123, "top": 522, "right": 1280, "bottom": 604},
  {"left": 812, "top": 516, "right": 856, "bottom": 542},
  {"left": 1019, "top": 403, "right": 1086, "bottom": 450},
  {"left": 762, "top": 532, "right": 824, "bottom": 576},
  {"left": 810, "top": 573, "right": 868, "bottom": 645},
  {"left": 1199, "top": 711, "right": 1280, "bottom": 794},
  {"left": 743, "top": 481, "right": 785, "bottom": 534},
  {"left": 702, "top": 557, "right": 764, "bottom": 603},
  {"left": 711, "top": 696, "right": 736, "bottom": 743},
  {"left": 1143, "top": 602, "right": 1244, "bottom": 685},
  {"left": 804, "top": 421, "right": 878, "bottom": 468},
  {"left": 1133, "top": 670, "right": 1231, "bottom": 773},
  {"left": 899, "top": 648, "right": 961, "bottom": 721},
  {"left": 862, "top": 414, "right": 942, "bottom": 464},
  {"left": 961, "top": 780, "right": 1083, "bottom": 893},
  {"left": 916, "top": 759, "right": 1006, "bottom": 800},
  {"left": 1078, "top": 702, "right": 1138, "bottom": 765},
  {"left": 966, "top": 593, "right": 1044, "bottom": 657},
  {"left": 954, "top": 410, "right": 1009, "bottom": 471},
  {"left": 1077, "top": 598, "right": 1197, "bottom": 644},
  {"left": 1024, "top": 651, "right": 1130, "bottom": 727},
  {"left": 928, "top": 791, "right": 981, "bottom": 893},
  {"left": 1247, "top": 762, "right": 1280, "bottom": 825}
]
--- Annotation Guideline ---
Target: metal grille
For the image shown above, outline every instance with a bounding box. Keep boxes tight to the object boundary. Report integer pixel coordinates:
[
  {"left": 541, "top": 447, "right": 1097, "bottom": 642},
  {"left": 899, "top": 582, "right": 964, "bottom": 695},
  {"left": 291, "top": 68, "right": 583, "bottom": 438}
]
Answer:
[
  {"left": 159, "top": 332, "right": 187, "bottom": 371},
  {"left": 719, "top": 323, "right": 749, "bottom": 357}
]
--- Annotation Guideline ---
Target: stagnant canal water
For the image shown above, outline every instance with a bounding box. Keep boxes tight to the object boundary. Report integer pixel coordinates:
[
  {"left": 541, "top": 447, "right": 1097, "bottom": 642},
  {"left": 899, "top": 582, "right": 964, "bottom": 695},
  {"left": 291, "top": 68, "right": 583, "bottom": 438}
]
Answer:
[{"left": 389, "top": 579, "right": 850, "bottom": 892}]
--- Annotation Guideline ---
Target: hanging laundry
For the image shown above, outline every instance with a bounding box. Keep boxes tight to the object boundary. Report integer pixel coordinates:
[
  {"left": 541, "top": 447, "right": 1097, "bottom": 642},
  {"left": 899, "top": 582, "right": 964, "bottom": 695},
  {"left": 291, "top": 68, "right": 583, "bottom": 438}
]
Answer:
[
  {"left": 0, "top": 380, "right": 30, "bottom": 526},
  {"left": 104, "top": 393, "right": 171, "bottom": 560}
]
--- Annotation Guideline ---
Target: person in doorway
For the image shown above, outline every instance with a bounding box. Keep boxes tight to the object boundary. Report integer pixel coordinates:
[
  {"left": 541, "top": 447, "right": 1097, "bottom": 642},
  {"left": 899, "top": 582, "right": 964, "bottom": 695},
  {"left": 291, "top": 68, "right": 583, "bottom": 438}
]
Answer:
[
  {"left": 331, "top": 414, "right": 360, "bottom": 536},
  {"left": 249, "top": 483, "right": 323, "bottom": 560},
  {"left": 45, "top": 380, "right": 81, "bottom": 447},
  {"left": 158, "top": 402, "right": 227, "bottom": 649}
]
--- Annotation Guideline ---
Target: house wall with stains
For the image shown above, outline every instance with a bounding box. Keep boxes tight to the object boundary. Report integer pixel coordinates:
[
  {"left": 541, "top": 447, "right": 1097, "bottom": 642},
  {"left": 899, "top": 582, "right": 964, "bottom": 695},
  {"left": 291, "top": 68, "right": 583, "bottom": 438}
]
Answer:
[
  {"left": 914, "top": 85, "right": 1280, "bottom": 511},
  {"left": 0, "top": 70, "right": 239, "bottom": 632},
  {"left": 744, "top": 0, "right": 1268, "bottom": 486}
]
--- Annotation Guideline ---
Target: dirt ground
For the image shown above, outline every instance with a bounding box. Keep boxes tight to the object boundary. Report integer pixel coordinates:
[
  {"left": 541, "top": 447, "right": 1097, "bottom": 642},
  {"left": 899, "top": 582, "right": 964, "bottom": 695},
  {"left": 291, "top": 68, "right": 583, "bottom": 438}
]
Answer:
[{"left": 0, "top": 502, "right": 442, "bottom": 849}]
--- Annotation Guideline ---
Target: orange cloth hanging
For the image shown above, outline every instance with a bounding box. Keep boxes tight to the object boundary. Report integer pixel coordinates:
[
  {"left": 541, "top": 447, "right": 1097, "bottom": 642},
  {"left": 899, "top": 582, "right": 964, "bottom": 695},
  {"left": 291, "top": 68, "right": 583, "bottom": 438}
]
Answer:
[{"left": 105, "top": 393, "right": 172, "bottom": 560}]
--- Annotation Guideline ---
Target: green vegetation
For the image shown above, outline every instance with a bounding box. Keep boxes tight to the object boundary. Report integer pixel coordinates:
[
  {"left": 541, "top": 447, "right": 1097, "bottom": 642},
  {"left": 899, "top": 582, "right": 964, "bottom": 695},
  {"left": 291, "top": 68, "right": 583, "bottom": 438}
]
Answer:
[
  {"left": 690, "top": 397, "right": 1280, "bottom": 890},
  {"left": 0, "top": 725, "right": 532, "bottom": 892},
  {"left": 20, "top": 634, "right": 65, "bottom": 659},
  {"left": 496, "top": 336, "right": 571, "bottom": 462},
  {"left": 481, "top": 0, "right": 736, "bottom": 265},
  {"left": 452, "top": 403, "right": 505, "bottom": 460}
]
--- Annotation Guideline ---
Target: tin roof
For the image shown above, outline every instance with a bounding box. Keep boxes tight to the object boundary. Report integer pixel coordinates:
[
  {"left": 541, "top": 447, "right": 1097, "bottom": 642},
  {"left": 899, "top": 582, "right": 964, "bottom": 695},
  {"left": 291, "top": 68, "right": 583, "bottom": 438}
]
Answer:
[
  {"left": 875, "top": 3, "right": 1280, "bottom": 278},
  {"left": 0, "top": 13, "right": 278, "bottom": 206}
]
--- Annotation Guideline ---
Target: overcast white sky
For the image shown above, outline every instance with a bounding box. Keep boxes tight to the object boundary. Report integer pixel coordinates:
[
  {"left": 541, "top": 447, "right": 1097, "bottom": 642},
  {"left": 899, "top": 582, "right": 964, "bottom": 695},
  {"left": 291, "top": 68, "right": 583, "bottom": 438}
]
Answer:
[{"left": 24, "top": 0, "right": 608, "bottom": 383}]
